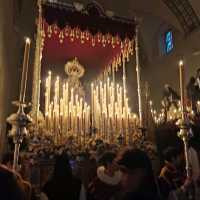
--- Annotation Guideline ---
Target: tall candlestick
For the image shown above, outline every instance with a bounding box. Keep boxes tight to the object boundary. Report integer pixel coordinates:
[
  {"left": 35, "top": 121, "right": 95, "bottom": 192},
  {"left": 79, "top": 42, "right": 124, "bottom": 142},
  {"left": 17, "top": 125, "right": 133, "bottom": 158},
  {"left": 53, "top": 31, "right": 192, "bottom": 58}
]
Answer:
[
  {"left": 178, "top": 60, "right": 191, "bottom": 178},
  {"left": 179, "top": 60, "right": 185, "bottom": 120},
  {"left": 19, "top": 37, "right": 31, "bottom": 103}
]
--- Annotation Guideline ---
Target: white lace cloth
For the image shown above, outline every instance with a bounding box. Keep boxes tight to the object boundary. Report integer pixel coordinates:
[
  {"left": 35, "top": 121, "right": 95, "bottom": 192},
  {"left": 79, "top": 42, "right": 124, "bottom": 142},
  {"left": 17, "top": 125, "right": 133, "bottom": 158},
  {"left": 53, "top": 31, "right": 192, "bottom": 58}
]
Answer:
[{"left": 97, "top": 166, "right": 122, "bottom": 186}]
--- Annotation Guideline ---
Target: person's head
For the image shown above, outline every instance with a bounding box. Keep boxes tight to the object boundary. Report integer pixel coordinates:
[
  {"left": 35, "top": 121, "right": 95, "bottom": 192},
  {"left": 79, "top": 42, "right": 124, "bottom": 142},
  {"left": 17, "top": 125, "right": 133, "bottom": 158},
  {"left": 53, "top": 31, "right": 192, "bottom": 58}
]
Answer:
[
  {"left": 116, "top": 148, "right": 154, "bottom": 193},
  {"left": 0, "top": 164, "right": 26, "bottom": 200},
  {"left": 164, "top": 84, "right": 170, "bottom": 91},
  {"left": 53, "top": 153, "right": 72, "bottom": 179},
  {"left": 99, "top": 151, "right": 117, "bottom": 173},
  {"left": 163, "top": 147, "right": 184, "bottom": 168},
  {"left": 196, "top": 68, "right": 200, "bottom": 77},
  {"left": 189, "top": 77, "right": 196, "bottom": 85}
]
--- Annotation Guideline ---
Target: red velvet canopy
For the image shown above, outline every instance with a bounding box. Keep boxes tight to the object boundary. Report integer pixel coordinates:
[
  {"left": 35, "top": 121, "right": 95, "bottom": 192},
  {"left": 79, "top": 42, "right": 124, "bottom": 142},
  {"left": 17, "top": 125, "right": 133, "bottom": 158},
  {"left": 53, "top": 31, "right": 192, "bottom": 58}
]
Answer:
[
  {"left": 41, "top": 1, "right": 135, "bottom": 80},
  {"left": 42, "top": 22, "right": 124, "bottom": 77}
]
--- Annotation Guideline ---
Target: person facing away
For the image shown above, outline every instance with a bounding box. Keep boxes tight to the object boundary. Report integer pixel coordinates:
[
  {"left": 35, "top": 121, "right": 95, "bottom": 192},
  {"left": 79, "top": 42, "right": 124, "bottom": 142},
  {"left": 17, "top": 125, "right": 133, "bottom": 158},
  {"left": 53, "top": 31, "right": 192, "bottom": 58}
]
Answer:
[
  {"left": 87, "top": 151, "right": 121, "bottom": 200},
  {"left": 111, "top": 148, "right": 159, "bottom": 200},
  {"left": 42, "top": 153, "right": 86, "bottom": 200},
  {"left": 0, "top": 164, "right": 26, "bottom": 200},
  {"left": 159, "top": 147, "right": 193, "bottom": 200},
  {"left": 2, "top": 152, "right": 33, "bottom": 200}
]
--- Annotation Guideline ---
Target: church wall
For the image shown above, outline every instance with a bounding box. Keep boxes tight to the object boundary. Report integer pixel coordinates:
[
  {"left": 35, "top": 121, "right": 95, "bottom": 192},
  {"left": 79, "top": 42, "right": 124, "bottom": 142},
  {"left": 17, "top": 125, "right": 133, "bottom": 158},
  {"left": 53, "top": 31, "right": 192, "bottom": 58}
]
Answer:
[
  {"left": 135, "top": 19, "right": 200, "bottom": 108},
  {"left": 0, "top": 0, "right": 21, "bottom": 156}
]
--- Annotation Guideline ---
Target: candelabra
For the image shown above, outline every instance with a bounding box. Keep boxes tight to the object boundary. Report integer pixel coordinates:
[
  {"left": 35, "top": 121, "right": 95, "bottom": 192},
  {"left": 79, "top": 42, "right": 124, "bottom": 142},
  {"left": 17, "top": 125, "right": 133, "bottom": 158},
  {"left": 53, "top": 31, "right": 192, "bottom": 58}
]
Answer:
[
  {"left": 7, "top": 38, "right": 32, "bottom": 171},
  {"left": 176, "top": 60, "right": 196, "bottom": 200},
  {"left": 177, "top": 60, "right": 191, "bottom": 178},
  {"left": 7, "top": 103, "right": 32, "bottom": 171}
]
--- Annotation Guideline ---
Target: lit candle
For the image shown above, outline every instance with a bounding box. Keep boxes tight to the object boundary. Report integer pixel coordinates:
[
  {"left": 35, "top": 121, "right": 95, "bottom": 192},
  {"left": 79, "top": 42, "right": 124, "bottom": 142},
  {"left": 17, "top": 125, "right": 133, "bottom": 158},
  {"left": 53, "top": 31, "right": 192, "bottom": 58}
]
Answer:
[
  {"left": 91, "top": 83, "right": 94, "bottom": 129},
  {"left": 45, "top": 71, "right": 51, "bottom": 127},
  {"left": 179, "top": 60, "right": 185, "bottom": 120},
  {"left": 19, "top": 37, "right": 31, "bottom": 103}
]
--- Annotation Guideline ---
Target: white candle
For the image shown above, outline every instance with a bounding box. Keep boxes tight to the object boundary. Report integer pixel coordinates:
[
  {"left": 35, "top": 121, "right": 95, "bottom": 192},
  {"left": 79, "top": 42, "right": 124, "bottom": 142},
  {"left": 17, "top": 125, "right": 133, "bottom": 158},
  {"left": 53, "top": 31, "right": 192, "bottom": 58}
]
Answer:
[{"left": 20, "top": 37, "right": 31, "bottom": 103}]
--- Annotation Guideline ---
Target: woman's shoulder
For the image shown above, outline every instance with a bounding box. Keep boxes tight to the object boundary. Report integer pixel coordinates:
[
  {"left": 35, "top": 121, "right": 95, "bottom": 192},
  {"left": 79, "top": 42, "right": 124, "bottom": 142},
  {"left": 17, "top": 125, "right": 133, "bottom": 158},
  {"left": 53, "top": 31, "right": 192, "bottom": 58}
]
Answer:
[{"left": 0, "top": 164, "right": 14, "bottom": 176}]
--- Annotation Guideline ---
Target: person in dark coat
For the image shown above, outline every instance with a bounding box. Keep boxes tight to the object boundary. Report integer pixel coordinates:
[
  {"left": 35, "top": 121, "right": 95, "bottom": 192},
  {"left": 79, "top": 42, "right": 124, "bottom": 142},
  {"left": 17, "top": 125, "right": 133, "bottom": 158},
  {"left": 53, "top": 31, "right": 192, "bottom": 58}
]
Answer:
[
  {"left": 111, "top": 148, "right": 159, "bottom": 200},
  {"left": 159, "top": 147, "right": 193, "bottom": 200},
  {"left": 42, "top": 153, "right": 85, "bottom": 200}
]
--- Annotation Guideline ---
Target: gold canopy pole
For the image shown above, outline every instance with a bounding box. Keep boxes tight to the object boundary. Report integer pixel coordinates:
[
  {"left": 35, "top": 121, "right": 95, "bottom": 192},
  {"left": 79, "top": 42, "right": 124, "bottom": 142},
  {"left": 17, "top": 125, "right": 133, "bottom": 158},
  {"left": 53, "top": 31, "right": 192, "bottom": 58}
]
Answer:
[
  {"left": 135, "top": 24, "right": 143, "bottom": 129},
  {"left": 31, "top": 0, "right": 43, "bottom": 127}
]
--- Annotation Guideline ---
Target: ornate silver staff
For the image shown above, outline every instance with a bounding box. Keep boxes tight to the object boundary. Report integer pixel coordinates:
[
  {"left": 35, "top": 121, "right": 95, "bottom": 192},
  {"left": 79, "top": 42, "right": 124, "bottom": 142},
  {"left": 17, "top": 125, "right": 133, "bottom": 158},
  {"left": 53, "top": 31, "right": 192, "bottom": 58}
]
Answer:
[
  {"left": 7, "top": 38, "right": 32, "bottom": 171},
  {"left": 177, "top": 60, "right": 191, "bottom": 178}
]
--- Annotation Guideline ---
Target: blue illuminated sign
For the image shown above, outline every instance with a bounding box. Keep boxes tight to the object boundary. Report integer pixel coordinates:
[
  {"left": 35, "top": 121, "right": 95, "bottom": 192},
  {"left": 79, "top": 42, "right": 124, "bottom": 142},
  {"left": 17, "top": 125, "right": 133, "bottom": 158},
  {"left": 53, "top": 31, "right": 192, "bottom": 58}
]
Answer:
[{"left": 165, "top": 31, "right": 173, "bottom": 54}]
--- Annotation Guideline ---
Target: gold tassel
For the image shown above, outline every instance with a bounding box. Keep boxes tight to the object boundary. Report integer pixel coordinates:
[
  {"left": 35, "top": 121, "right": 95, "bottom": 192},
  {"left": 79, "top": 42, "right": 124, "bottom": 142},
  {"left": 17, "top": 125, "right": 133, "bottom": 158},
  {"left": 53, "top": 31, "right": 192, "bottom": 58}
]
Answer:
[
  {"left": 86, "top": 31, "right": 89, "bottom": 41},
  {"left": 53, "top": 24, "right": 58, "bottom": 35},
  {"left": 81, "top": 31, "right": 85, "bottom": 44},
  {"left": 92, "top": 37, "right": 95, "bottom": 47},
  {"left": 76, "top": 28, "right": 80, "bottom": 39},
  {"left": 47, "top": 25, "right": 52, "bottom": 38},
  {"left": 59, "top": 31, "right": 64, "bottom": 43},
  {"left": 102, "top": 35, "right": 106, "bottom": 47},
  {"left": 97, "top": 33, "right": 101, "bottom": 43},
  {"left": 112, "top": 37, "right": 115, "bottom": 48},
  {"left": 70, "top": 29, "right": 75, "bottom": 42},
  {"left": 120, "top": 41, "right": 124, "bottom": 49},
  {"left": 106, "top": 34, "right": 111, "bottom": 44},
  {"left": 64, "top": 26, "right": 69, "bottom": 37}
]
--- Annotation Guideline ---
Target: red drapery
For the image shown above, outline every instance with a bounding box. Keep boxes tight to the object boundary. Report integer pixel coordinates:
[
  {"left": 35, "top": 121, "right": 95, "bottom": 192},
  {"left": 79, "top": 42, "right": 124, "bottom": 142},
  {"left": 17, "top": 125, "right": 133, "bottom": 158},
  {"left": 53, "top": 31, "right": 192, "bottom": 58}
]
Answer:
[
  {"left": 42, "top": 21, "right": 128, "bottom": 79},
  {"left": 41, "top": 2, "right": 135, "bottom": 80}
]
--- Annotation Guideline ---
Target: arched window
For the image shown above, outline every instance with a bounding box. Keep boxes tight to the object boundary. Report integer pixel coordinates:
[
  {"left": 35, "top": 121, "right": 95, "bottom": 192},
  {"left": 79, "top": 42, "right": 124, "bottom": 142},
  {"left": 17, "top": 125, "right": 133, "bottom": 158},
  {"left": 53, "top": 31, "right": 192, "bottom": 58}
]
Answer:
[{"left": 164, "top": 30, "right": 174, "bottom": 54}]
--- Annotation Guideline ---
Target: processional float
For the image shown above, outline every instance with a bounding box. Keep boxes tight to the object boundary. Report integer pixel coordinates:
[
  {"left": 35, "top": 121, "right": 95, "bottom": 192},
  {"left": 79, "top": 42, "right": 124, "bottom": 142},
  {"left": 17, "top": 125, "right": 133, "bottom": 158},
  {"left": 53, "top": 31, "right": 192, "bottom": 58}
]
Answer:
[
  {"left": 7, "top": 0, "right": 146, "bottom": 169},
  {"left": 31, "top": 0, "right": 144, "bottom": 144}
]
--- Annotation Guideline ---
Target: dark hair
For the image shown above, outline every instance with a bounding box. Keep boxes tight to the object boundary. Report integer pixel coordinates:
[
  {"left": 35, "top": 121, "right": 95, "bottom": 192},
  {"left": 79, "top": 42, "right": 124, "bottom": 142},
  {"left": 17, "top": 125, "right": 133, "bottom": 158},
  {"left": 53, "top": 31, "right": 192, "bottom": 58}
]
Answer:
[
  {"left": 116, "top": 148, "right": 152, "bottom": 171},
  {"left": 163, "top": 147, "right": 181, "bottom": 162},
  {"left": 189, "top": 76, "right": 195, "bottom": 84},
  {"left": 0, "top": 165, "right": 26, "bottom": 200},
  {"left": 99, "top": 151, "right": 116, "bottom": 166},
  {"left": 53, "top": 153, "right": 72, "bottom": 179},
  {"left": 116, "top": 148, "right": 158, "bottom": 198}
]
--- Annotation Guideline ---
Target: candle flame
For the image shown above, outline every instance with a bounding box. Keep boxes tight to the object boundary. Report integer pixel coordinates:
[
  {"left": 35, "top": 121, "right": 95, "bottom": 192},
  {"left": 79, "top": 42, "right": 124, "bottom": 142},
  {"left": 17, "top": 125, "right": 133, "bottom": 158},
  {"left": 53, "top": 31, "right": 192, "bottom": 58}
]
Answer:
[
  {"left": 25, "top": 37, "right": 31, "bottom": 44},
  {"left": 179, "top": 60, "right": 183, "bottom": 66}
]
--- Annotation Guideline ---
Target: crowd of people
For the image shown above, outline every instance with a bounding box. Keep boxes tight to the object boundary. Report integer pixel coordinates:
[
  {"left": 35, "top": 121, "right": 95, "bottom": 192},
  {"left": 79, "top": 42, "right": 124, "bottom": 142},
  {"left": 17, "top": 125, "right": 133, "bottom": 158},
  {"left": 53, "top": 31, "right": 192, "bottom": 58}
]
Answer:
[
  {"left": 2, "top": 66, "right": 200, "bottom": 199},
  {"left": 0, "top": 136, "right": 200, "bottom": 200}
]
